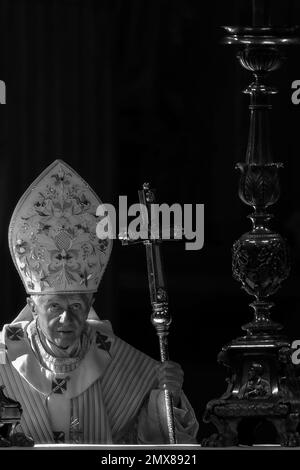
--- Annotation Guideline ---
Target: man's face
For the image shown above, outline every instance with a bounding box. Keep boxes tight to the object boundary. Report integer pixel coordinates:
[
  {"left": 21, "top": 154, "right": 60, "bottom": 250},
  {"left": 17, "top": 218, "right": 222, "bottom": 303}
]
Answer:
[{"left": 29, "top": 294, "right": 92, "bottom": 349}]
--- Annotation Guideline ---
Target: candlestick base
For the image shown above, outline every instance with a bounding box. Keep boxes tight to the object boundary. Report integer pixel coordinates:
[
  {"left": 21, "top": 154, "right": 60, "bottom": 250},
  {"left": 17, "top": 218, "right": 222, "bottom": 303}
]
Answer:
[{"left": 202, "top": 330, "right": 300, "bottom": 447}]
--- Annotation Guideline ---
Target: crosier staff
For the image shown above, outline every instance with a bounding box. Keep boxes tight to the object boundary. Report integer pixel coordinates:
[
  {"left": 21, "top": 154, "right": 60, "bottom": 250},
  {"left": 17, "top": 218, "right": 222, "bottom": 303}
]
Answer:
[{"left": 119, "top": 182, "right": 181, "bottom": 444}]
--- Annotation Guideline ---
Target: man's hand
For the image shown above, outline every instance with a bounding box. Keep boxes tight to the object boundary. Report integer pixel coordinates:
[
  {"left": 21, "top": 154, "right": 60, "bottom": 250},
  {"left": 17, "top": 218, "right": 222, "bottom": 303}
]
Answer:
[{"left": 156, "top": 361, "right": 184, "bottom": 407}]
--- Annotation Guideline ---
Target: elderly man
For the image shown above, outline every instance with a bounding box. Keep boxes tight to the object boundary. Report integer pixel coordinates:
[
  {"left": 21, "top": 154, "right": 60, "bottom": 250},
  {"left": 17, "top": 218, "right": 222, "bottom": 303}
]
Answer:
[{"left": 0, "top": 160, "right": 198, "bottom": 445}]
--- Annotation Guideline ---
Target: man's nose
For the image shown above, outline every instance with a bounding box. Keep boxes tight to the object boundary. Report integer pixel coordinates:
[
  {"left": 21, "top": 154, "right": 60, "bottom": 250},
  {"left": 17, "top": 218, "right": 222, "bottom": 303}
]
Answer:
[{"left": 59, "top": 309, "right": 73, "bottom": 323}]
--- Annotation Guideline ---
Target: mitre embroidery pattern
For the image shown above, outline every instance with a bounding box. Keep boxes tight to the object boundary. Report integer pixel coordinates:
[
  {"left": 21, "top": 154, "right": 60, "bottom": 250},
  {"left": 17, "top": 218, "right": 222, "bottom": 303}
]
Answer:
[{"left": 9, "top": 160, "right": 113, "bottom": 294}]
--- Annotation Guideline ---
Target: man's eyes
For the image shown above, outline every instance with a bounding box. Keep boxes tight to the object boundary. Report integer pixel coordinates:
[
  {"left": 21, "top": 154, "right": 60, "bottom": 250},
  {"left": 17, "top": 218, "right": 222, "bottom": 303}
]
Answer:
[
  {"left": 47, "top": 303, "right": 83, "bottom": 312},
  {"left": 48, "top": 303, "right": 61, "bottom": 311},
  {"left": 71, "top": 303, "right": 82, "bottom": 310}
]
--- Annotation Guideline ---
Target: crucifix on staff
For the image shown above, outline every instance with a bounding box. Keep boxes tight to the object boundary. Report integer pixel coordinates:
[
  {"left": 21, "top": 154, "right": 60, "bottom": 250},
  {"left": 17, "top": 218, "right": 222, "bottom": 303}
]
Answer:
[{"left": 120, "top": 182, "right": 188, "bottom": 444}]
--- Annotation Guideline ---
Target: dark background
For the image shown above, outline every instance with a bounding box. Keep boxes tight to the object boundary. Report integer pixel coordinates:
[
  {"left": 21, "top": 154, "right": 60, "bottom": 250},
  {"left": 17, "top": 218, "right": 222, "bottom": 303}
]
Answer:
[{"left": 0, "top": 0, "right": 300, "bottom": 442}]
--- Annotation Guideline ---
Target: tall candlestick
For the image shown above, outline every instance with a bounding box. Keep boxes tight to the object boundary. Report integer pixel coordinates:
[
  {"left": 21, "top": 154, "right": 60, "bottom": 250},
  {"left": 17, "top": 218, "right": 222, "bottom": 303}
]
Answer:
[{"left": 202, "top": 2, "right": 300, "bottom": 448}]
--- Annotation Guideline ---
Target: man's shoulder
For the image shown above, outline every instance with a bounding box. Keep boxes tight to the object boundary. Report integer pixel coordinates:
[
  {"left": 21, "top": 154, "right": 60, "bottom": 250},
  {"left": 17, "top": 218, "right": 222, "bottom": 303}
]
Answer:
[
  {"left": 87, "top": 319, "right": 114, "bottom": 337},
  {"left": 88, "top": 319, "right": 158, "bottom": 366}
]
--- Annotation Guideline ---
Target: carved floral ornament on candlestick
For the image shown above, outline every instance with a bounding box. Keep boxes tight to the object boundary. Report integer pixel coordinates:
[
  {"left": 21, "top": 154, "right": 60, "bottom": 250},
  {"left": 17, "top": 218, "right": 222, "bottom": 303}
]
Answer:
[{"left": 202, "top": 1, "right": 300, "bottom": 447}]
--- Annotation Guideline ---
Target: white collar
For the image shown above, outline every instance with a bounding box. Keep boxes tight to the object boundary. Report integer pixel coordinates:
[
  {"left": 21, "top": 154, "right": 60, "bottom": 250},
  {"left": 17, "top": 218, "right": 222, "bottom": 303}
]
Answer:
[{"left": 4, "top": 319, "right": 114, "bottom": 399}]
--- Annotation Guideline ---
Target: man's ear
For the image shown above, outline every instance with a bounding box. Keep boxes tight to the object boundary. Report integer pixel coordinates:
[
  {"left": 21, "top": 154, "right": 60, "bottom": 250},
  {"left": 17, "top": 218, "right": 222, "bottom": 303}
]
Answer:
[{"left": 27, "top": 297, "right": 37, "bottom": 317}]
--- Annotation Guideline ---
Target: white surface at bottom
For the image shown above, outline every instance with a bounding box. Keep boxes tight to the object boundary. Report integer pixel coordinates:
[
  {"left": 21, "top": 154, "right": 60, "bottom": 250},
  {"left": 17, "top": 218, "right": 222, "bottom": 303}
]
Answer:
[{"left": 1, "top": 444, "right": 296, "bottom": 450}]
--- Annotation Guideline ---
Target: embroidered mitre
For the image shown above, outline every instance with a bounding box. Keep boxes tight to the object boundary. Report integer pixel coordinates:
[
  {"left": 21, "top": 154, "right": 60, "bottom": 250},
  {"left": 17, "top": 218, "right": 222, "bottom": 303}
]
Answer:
[{"left": 8, "top": 159, "right": 112, "bottom": 295}]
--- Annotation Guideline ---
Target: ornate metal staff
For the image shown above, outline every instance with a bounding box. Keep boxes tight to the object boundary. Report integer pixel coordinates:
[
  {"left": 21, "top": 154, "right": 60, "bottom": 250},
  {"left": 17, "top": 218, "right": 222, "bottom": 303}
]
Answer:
[{"left": 119, "top": 182, "right": 178, "bottom": 444}]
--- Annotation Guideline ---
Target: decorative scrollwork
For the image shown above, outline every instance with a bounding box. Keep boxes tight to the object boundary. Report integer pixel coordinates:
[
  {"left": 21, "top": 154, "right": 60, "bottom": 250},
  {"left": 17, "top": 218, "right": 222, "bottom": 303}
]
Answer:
[
  {"left": 232, "top": 232, "right": 290, "bottom": 299},
  {"left": 237, "top": 163, "right": 282, "bottom": 209},
  {"left": 214, "top": 403, "right": 289, "bottom": 417}
]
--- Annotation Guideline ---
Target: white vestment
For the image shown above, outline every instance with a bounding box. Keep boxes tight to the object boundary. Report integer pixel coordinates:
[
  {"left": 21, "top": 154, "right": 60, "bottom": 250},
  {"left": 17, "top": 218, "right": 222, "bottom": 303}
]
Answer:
[{"left": 0, "top": 314, "right": 198, "bottom": 444}]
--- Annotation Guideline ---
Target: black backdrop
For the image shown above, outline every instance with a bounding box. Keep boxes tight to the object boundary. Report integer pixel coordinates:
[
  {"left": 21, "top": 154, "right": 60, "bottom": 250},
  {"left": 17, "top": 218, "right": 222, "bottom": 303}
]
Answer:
[{"left": 0, "top": 0, "right": 300, "bottom": 442}]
